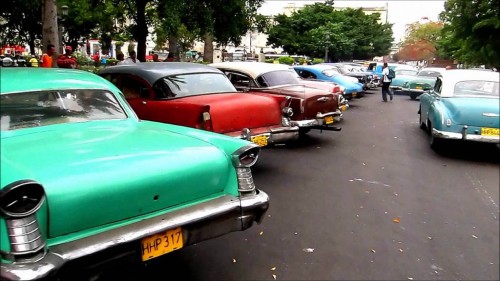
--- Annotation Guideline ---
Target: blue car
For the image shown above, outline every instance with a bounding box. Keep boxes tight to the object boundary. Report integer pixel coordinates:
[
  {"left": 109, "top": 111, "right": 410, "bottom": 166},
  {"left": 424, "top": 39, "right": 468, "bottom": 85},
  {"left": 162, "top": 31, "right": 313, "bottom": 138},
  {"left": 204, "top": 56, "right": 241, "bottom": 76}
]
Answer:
[
  {"left": 293, "top": 65, "right": 363, "bottom": 100},
  {"left": 418, "top": 70, "right": 499, "bottom": 150}
]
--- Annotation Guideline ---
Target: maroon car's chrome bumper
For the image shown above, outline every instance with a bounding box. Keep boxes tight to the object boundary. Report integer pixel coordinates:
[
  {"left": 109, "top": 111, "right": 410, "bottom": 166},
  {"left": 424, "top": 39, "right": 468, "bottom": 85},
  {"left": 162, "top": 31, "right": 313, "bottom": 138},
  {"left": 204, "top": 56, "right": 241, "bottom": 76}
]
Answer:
[
  {"left": 291, "top": 110, "right": 343, "bottom": 128},
  {"left": 0, "top": 192, "right": 269, "bottom": 281}
]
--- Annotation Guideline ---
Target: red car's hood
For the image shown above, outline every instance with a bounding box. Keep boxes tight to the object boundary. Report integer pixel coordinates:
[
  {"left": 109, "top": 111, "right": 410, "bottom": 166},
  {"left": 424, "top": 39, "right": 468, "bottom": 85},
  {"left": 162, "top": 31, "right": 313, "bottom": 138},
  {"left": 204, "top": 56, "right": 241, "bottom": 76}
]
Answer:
[{"left": 180, "top": 93, "right": 283, "bottom": 133}]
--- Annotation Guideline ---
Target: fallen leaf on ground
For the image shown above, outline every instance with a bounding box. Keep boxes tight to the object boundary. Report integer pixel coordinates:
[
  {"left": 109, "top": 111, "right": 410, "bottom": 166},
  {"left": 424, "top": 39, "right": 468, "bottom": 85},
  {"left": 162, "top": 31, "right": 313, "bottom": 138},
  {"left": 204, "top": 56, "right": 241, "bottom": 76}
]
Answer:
[
  {"left": 371, "top": 249, "right": 376, "bottom": 253},
  {"left": 399, "top": 248, "right": 404, "bottom": 252},
  {"left": 259, "top": 231, "right": 264, "bottom": 236},
  {"left": 472, "top": 234, "right": 478, "bottom": 239},
  {"left": 232, "top": 258, "right": 236, "bottom": 263},
  {"left": 392, "top": 218, "right": 401, "bottom": 223},
  {"left": 303, "top": 248, "right": 315, "bottom": 253},
  {"left": 271, "top": 267, "right": 276, "bottom": 271},
  {"left": 272, "top": 274, "right": 277, "bottom": 280}
]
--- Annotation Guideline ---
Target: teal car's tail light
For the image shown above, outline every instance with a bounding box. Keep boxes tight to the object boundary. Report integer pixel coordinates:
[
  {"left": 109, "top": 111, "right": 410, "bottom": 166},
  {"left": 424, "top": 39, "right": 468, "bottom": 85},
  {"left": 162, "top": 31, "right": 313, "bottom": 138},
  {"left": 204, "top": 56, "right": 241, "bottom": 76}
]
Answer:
[
  {"left": 0, "top": 180, "right": 46, "bottom": 259},
  {"left": 232, "top": 144, "right": 260, "bottom": 193}
]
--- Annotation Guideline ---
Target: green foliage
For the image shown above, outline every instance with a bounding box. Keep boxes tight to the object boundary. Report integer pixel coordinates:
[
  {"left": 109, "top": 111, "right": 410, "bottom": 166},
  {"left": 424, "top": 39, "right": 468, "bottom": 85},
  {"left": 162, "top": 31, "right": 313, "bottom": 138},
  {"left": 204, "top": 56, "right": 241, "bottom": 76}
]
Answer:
[
  {"left": 278, "top": 56, "right": 295, "bottom": 65},
  {"left": 0, "top": 0, "right": 42, "bottom": 54},
  {"left": 266, "top": 3, "right": 393, "bottom": 61},
  {"left": 439, "top": 0, "right": 500, "bottom": 67},
  {"left": 265, "top": 59, "right": 275, "bottom": 63},
  {"left": 312, "top": 58, "right": 324, "bottom": 64}
]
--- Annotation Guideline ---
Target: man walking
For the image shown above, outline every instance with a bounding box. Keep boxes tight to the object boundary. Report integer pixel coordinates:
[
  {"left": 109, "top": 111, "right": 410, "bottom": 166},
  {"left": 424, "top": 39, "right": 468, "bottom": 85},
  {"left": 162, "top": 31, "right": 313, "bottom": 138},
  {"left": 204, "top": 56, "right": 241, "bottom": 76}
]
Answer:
[{"left": 381, "top": 62, "right": 393, "bottom": 102}]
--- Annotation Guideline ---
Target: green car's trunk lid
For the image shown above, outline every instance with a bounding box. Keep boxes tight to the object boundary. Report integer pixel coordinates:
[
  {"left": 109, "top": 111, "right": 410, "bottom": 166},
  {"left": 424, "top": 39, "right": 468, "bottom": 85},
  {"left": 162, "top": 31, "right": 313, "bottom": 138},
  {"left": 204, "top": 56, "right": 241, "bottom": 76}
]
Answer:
[{"left": 2, "top": 122, "right": 231, "bottom": 238}]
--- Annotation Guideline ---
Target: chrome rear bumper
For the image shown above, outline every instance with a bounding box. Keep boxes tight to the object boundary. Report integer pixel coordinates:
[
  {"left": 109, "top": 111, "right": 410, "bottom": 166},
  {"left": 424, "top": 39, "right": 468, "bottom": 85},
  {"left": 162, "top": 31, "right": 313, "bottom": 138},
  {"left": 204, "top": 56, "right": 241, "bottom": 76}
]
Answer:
[
  {"left": 1, "top": 192, "right": 269, "bottom": 280},
  {"left": 432, "top": 128, "right": 500, "bottom": 143}
]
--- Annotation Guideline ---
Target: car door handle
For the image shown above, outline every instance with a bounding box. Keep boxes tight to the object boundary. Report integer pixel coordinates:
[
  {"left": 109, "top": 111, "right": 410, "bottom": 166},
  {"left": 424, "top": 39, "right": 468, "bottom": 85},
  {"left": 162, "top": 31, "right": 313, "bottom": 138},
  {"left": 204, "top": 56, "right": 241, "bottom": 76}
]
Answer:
[
  {"left": 317, "top": 97, "right": 329, "bottom": 102},
  {"left": 142, "top": 101, "right": 147, "bottom": 105}
]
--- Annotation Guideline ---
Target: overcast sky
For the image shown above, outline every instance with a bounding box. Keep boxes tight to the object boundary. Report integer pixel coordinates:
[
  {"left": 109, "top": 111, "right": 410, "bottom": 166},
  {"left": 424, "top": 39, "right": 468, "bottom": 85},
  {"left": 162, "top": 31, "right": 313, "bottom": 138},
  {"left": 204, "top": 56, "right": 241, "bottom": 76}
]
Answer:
[{"left": 259, "top": 0, "right": 446, "bottom": 42}]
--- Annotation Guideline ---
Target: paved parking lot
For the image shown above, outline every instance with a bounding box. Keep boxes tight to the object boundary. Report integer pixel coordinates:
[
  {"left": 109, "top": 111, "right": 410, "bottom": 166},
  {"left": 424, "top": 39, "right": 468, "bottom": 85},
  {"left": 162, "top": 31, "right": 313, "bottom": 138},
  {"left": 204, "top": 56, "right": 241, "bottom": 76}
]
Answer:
[{"left": 100, "top": 89, "right": 499, "bottom": 281}]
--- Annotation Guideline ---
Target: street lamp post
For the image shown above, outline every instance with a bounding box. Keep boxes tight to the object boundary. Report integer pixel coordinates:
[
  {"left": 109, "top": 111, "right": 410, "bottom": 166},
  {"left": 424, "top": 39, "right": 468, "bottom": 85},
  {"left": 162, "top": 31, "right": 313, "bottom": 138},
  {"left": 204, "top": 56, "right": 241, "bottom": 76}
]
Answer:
[
  {"left": 58, "top": 5, "right": 69, "bottom": 54},
  {"left": 324, "top": 34, "right": 330, "bottom": 62}
]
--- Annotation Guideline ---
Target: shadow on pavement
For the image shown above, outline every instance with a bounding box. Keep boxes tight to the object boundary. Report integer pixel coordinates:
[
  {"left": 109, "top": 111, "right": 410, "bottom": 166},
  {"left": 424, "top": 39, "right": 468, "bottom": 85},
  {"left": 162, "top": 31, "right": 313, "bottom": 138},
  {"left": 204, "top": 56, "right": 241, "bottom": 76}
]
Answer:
[{"left": 434, "top": 141, "right": 500, "bottom": 163}]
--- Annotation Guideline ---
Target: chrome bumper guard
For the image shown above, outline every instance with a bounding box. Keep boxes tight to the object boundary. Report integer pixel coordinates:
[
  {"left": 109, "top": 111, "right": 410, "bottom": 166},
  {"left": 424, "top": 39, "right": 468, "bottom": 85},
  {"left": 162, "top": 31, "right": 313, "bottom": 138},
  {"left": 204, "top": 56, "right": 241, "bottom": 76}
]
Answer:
[
  {"left": 432, "top": 128, "right": 500, "bottom": 143},
  {"left": 291, "top": 111, "right": 343, "bottom": 131},
  {"left": 0, "top": 192, "right": 270, "bottom": 281}
]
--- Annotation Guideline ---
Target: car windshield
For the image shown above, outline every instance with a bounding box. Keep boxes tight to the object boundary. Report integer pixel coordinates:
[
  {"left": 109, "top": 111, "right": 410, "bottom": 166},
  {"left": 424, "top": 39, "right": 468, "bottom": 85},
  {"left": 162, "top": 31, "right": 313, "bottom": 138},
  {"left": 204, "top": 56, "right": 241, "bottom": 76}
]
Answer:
[
  {"left": 454, "top": 80, "right": 500, "bottom": 97},
  {"left": 156, "top": 73, "right": 237, "bottom": 98},
  {"left": 397, "top": 70, "right": 418, "bottom": 76},
  {"left": 257, "top": 70, "right": 300, "bottom": 87},
  {"left": 418, "top": 70, "right": 442, "bottom": 77},
  {"left": 1, "top": 90, "right": 127, "bottom": 131}
]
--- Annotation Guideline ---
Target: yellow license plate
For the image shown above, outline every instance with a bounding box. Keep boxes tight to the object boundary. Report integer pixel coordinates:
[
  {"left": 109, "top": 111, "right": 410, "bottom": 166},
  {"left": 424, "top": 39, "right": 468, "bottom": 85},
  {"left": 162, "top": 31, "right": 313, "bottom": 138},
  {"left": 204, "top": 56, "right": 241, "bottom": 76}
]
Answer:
[
  {"left": 416, "top": 86, "right": 423, "bottom": 90},
  {"left": 481, "top": 127, "right": 499, "bottom": 136},
  {"left": 352, "top": 92, "right": 357, "bottom": 97},
  {"left": 251, "top": 135, "right": 268, "bottom": 146},
  {"left": 325, "top": 116, "right": 334, "bottom": 124},
  {"left": 141, "top": 227, "right": 183, "bottom": 261}
]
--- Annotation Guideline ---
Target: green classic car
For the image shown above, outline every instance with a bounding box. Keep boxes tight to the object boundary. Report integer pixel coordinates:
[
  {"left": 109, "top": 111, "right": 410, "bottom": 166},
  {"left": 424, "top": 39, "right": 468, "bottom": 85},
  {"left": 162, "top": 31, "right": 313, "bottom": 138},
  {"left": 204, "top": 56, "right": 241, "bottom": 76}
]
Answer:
[
  {"left": 401, "top": 67, "right": 447, "bottom": 100},
  {"left": 0, "top": 68, "right": 269, "bottom": 280},
  {"left": 389, "top": 68, "right": 418, "bottom": 95}
]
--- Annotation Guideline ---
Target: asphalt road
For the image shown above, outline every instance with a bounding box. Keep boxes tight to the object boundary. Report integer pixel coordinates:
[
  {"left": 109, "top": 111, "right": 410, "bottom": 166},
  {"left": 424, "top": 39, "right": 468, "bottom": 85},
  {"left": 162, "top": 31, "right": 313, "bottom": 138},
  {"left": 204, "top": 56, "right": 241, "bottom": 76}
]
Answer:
[{"left": 99, "top": 89, "right": 499, "bottom": 280}]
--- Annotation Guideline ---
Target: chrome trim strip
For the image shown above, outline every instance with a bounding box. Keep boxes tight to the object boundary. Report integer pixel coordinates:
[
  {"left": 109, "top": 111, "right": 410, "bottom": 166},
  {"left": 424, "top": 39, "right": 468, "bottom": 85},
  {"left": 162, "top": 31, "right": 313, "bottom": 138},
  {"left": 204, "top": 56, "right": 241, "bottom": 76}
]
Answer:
[
  {"left": 432, "top": 128, "right": 500, "bottom": 143},
  {"left": 483, "top": 113, "right": 500, "bottom": 117},
  {"left": 1, "top": 192, "right": 269, "bottom": 281}
]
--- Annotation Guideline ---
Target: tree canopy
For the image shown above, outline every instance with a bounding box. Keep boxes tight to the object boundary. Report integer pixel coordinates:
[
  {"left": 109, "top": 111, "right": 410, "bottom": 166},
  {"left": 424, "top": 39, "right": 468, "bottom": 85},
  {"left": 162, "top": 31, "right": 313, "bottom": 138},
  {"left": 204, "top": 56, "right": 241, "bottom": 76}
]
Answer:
[
  {"left": 266, "top": 3, "right": 393, "bottom": 61},
  {"left": 397, "top": 21, "right": 443, "bottom": 61},
  {"left": 438, "top": 0, "right": 500, "bottom": 67}
]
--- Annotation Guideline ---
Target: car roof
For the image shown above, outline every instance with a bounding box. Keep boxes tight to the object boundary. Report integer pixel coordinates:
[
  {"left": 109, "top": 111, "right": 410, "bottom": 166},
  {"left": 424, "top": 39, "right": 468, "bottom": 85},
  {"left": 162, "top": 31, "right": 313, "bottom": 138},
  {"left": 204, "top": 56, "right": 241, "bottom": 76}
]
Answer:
[
  {"left": 419, "top": 67, "right": 447, "bottom": 73},
  {"left": 210, "top": 62, "right": 291, "bottom": 78},
  {"left": 294, "top": 64, "right": 334, "bottom": 71},
  {"left": 0, "top": 68, "right": 118, "bottom": 94},
  {"left": 441, "top": 69, "right": 500, "bottom": 97},
  {"left": 100, "top": 62, "right": 223, "bottom": 85}
]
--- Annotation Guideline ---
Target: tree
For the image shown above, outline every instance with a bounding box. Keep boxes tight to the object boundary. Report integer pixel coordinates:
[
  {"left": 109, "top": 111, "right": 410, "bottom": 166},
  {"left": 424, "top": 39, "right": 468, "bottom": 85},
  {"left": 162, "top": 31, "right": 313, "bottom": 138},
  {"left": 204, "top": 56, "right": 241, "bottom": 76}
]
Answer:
[
  {"left": 0, "top": 0, "right": 42, "bottom": 55},
  {"left": 439, "top": 0, "right": 500, "bottom": 67},
  {"left": 42, "top": 0, "right": 60, "bottom": 63},
  {"left": 398, "top": 21, "right": 443, "bottom": 61},
  {"left": 266, "top": 3, "right": 393, "bottom": 61}
]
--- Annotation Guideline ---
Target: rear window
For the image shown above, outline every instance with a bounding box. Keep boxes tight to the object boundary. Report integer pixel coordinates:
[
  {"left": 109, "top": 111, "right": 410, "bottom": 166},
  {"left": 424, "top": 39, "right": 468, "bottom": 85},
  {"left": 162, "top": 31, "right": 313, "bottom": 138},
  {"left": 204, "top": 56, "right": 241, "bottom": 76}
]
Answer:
[
  {"left": 1, "top": 90, "right": 127, "bottom": 131},
  {"left": 418, "top": 71, "right": 442, "bottom": 77},
  {"left": 257, "top": 70, "right": 300, "bottom": 87},
  {"left": 155, "top": 73, "right": 236, "bottom": 98},
  {"left": 454, "top": 80, "right": 499, "bottom": 97}
]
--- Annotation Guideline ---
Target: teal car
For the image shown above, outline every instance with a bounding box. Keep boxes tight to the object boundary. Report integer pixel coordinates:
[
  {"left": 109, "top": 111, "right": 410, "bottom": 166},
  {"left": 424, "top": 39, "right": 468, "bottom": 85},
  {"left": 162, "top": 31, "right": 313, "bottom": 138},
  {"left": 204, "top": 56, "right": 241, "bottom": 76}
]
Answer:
[
  {"left": 389, "top": 68, "right": 418, "bottom": 95},
  {"left": 418, "top": 70, "right": 499, "bottom": 150},
  {"left": 0, "top": 68, "right": 269, "bottom": 280},
  {"left": 401, "top": 67, "right": 447, "bottom": 100}
]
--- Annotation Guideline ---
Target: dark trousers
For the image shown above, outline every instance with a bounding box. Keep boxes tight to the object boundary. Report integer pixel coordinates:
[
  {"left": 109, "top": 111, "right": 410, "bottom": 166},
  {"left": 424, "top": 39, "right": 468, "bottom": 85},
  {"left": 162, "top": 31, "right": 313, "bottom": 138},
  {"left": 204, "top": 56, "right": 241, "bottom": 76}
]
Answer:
[{"left": 382, "top": 82, "right": 392, "bottom": 101}]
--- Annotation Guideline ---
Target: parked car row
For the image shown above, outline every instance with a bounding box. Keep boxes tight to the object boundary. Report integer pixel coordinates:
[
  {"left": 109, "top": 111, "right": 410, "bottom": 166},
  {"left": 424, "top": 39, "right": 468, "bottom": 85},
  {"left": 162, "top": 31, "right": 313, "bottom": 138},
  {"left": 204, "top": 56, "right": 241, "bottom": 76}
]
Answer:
[
  {"left": 0, "top": 61, "right": 362, "bottom": 280},
  {"left": 1, "top": 64, "right": 498, "bottom": 280}
]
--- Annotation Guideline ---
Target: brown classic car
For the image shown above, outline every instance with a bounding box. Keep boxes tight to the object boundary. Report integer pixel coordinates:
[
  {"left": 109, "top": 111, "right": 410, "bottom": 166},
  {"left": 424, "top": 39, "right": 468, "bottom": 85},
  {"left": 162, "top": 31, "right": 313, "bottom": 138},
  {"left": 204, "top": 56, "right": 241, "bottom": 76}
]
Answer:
[
  {"left": 211, "top": 62, "right": 346, "bottom": 135},
  {"left": 99, "top": 63, "right": 299, "bottom": 147}
]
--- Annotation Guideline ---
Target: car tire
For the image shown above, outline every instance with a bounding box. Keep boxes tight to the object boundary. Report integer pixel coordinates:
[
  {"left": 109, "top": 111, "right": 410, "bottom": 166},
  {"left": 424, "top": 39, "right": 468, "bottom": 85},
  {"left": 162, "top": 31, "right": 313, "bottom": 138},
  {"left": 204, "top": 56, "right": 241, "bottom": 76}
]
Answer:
[
  {"left": 429, "top": 122, "right": 443, "bottom": 150},
  {"left": 299, "top": 128, "right": 311, "bottom": 136},
  {"left": 410, "top": 93, "right": 418, "bottom": 100},
  {"left": 419, "top": 110, "right": 426, "bottom": 130}
]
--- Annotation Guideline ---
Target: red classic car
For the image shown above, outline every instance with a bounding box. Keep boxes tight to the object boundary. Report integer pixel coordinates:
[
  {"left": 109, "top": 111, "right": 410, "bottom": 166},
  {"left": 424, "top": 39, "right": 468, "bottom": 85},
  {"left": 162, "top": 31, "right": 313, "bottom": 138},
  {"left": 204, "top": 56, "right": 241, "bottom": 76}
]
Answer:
[
  {"left": 211, "top": 62, "right": 345, "bottom": 135},
  {"left": 99, "top": 63, "right": 298, "bottom": 146}
]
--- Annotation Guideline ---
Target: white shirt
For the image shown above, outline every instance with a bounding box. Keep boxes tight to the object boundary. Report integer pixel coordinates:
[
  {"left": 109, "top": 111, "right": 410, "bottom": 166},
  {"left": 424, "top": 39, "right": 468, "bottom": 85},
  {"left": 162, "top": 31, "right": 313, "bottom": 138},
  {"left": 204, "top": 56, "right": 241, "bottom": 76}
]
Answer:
[{"left": 382, "top": 67, "right": 390, "bottom": 82}]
